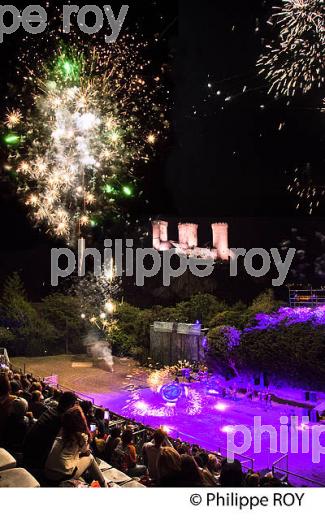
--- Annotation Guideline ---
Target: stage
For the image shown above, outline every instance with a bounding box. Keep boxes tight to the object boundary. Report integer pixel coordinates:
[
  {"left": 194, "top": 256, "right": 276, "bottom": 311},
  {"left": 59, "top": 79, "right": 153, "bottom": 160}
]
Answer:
[{"left": 13, "top": 355, "right": 325, "bottom": 486}]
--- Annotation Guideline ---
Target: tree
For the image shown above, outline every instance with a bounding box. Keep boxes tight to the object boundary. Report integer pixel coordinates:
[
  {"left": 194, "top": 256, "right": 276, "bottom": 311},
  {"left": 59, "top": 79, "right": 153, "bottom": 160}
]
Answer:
[
  {"left": 1, "top": 273, "right": 57, "bottom": 356},
  {"left": 236, "top": 323, "right": 325, "bottom": 389},
  {"left": 208, "top": 325, "right": 241, "bottom": 377},
  {"left": 0, "top": 327, "right": 15, "bottom": 347},
  {"left": 173, "top": 294, "right": 227, "bottom": 326},
  {"left": 209, "top": 302, "right": 248, "bottom": 329},
  {"left": 38, "top": 294, "right": 87, "bottom": 354},
  {"left": 247, "top": 289, "right": 282, "bottom": 319}
]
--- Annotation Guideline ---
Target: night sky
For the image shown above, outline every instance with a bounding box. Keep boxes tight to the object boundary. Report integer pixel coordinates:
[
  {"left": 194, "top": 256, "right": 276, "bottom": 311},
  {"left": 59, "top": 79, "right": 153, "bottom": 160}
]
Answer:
[{"left": 0, "top": 0, "right": 324, "bottom": 296}]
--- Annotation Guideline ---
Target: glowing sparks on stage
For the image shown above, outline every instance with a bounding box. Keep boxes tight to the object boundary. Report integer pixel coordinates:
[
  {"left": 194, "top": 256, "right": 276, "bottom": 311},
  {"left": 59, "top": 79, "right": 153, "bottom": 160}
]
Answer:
[
  {"left": 3, "top": 38, "right": 168, "bottom": 242},
  {"left": 258, "top": 0, "right": 325, "bottom": 96}
]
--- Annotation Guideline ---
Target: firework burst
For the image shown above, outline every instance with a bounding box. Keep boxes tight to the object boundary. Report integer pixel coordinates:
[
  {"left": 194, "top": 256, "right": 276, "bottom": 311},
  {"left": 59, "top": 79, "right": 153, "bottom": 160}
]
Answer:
[
  {"left": 258, "top": 0, "right": 325, "bottom": 96},
  {"left": 287, "top": 162, "right": 325, "bottom": 213},
  {"left": 3, "top": 36, "right": 168, "bottom": 243}
]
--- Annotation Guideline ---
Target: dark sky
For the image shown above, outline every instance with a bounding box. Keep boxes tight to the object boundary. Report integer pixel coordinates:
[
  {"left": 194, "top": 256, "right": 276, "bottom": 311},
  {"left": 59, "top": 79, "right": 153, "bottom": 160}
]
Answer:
[
  {"left": 163, "top": 0, "right": 324, "bottom": 219},
  {"left": 0, "top": 0, "right": 324, "bottom": 295}
]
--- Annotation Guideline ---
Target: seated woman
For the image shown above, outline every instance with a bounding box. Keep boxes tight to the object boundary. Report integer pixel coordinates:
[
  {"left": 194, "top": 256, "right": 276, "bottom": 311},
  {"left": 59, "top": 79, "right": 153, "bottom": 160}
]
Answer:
[
  {"left": 157, "top": 447, "right": 182, "bottom": 487},
  {"left": 104, "top": 427, "right": 122, "bottom": 464},
  {"left": 45, "top": 405, "right": 107, "bottom": 487}
]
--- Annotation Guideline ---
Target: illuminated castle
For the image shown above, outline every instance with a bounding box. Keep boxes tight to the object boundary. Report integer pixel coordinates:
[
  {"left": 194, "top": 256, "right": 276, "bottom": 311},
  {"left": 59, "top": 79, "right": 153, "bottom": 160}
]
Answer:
[{"left": 152, "top": 221, "right": 231, "bottom": 260}]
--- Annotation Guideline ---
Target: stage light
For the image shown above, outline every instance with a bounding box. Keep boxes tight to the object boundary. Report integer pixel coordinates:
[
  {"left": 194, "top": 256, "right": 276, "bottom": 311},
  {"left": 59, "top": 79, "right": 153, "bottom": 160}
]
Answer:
[
  {"left": 221, "top": 425, "right": 235, "bottom": 434},
  {"left": 215, "top": 402, "right": 228, "bottom": 412},
  {"left": 134, "top": 400, "right": 149, "bottom": 412},
  {"left": 160, "top": 425, "right": 171, "bottom": 434}
]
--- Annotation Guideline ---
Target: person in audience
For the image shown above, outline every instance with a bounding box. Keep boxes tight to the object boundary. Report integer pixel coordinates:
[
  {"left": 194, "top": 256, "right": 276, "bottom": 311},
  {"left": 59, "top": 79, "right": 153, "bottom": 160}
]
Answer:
[
  {"left": 80, "top": 400, "right": 95, "bottom": 426},
  {"left": 0, "top": 374, "right": 15, "bottom": 443},
  {"left": 180, "top": 454, "right": 206, "bottom": 486},
  {"left": 94, "top": 407, "right": 108, "bottom": 437},
  {"left": 219, "top": 459, "right": 244, "bottom": 487},
  {"left": 207, "top": 454, "right": 221, "bottom": 478},
  {"left": 23, "top": 391, "right": 77, "bottom": 471},
  {"left": 143, "top": 428, "right": 171, "bottom": 481},
  {"left": 195, "top": 452, "right": 218, "bottom": 486},
  {"left": 20, "top": 377, "right": 32, "bottom": 403},
  {"left": 12, "top": 373, "right": 23, "bottom": 389},
  {"left": 28, "top": 390, "right": 47, "bottom": 419},
  {"left": 104, "top": 427, "right": 122, "bottom": 464},
  {"left": 245, "top": 471, "right": 260, "bottom": 487},
  {"left": 114, "top": 429, "right": 147, "bottom": 477},
  {"left": 10, "top": 379, "right": 22, "bottom": 397},
  {"left": 44, "top": 388, "right": 61, "bottom": 409},
  {"left": 260, "top": 472, "right": 283, "bottom": 487},
  {"left": 2, "top": 397, "right": 33, "bottom": 455},
  {"left": 45, "top": 405, "right": 107, "bottom": 487},
  {"left": 157, "top": 446, "right": 182, "bottom": 487},
  {"left": 29, "top": 381, "right": 42, "bottom": 393}
]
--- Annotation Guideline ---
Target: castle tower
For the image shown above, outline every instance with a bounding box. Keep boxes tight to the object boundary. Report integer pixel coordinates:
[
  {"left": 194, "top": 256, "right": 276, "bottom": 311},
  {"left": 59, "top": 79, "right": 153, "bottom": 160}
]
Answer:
[
  {"left": 211, "top": 222, "right": 229, "bottom": 260},
  {"left": 152, "top": 220, "right": 168, "bottom": 249},
  {"left": 178, "top": 223, "right": 198, "bottom": 248}
]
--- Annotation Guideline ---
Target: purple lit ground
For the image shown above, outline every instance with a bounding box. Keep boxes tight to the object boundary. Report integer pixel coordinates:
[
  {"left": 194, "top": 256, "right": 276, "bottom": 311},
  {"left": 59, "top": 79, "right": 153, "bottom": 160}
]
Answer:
[
  {"left": 13, "top": 355, "right": 325, "bottom": 487},
  {"left": 89, "top": 384, "right": 325, "bottom": 486}
]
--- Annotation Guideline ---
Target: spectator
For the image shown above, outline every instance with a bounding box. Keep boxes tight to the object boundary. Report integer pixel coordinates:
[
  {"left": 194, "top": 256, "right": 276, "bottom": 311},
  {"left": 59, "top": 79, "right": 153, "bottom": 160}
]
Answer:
[
  {"left": 114, "top": 429, "right": 147, "bottom": 477},
  {"left": 45, "top": 405, "right": 107, "bottom": 487},
  {"left": 23, "top": 391, "right": 77, "bottom": 472},
  {"left": 10, "top": 379, "right": 22, "bottom": 397},
  {"left": 20, "top": 376, "right": 32, "bottom": 403},
  {"left": 104, "top": 427, "right": 122, "bottom": 464},
  {"left": 29, "top": 381, "right": 42, "bottom": 393},
  {"left": 207, "top": 453, "right": 221, "bottom": 477},
  {"left": 94, "top": 407, "right": 108, "bottom": 437},
  {"left": 245, "top": 471, "right": 260, "bottom": 487},
  {"left": 29, "top": 390, "right": 47, "bottom": 419},
  {"left": 219, "top": 459, "right": 244, "bottom": 487},
  {"left": 0, "top": 374, "right": 15, "bottom": 443},
  {"left": 195, "top": 452, "right": 218, "bottom": 486},
  {"left": 260, "top": 473, "right": 284, "bottom": 487},
  {"left": 180, "top": 454, "right": 205, "bottom": 487},
  {"left": 143, "top": 428, "right": 171, "bottom": 481},
  {"left": 44, "top": 388, "right": 61, "bottom": 409},
  {"left": 157, "top": 447, "right": 182, "bottom": 487},
  {"left": 2, "top": 397, "right": 33, "bottom": 455},
  {"left": 13, "top": 373, "right": 23, "bottom": 389},
  {"left": 80, "top": 400, "right": 94, "bottom": 426}
]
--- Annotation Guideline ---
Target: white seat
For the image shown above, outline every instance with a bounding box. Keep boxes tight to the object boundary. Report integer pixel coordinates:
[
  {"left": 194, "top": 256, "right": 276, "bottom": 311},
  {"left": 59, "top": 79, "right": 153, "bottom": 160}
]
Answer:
[
  {"left": 120, "top": 479, "right": 145, "bottom": 488},
  {"left": 102, "top": 467, "right": 132, "bottom": 485},
  {"left": 97, "top": 458, "right": 112, "bottom": 472},
  {"left": 0, "top": 468, "right": 40, "bottom": 488},
  {"left": 0, "top": 449, "right": 16, "bottom": 471}
]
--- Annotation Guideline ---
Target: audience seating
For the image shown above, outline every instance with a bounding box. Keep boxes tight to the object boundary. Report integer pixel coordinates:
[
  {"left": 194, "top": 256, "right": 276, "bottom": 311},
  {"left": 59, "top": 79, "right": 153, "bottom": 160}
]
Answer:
[
  {"left": 102, "top": 467, "right": 134, "bottom": 486},
  {"left": 0, "top": 449, "right": 16, "bottom": 471},
  {"left": 0, "top": 468, "right": 40, "bottom": 488}
]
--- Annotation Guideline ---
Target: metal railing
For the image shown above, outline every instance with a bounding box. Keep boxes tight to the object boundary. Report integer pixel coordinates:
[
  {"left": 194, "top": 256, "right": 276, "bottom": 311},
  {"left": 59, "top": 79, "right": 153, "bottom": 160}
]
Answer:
[
  {"left": 272, "top": 453, "right": 288, "bottom": 481},
  {"left": 56, "top": 383, "right": 95, "bottom": 404},
  {"left": 214, "top": 445, "right": 255, "bottom": 472},
  {"left": 272, "top": 453, "right": 325, "bottom": 487}
]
